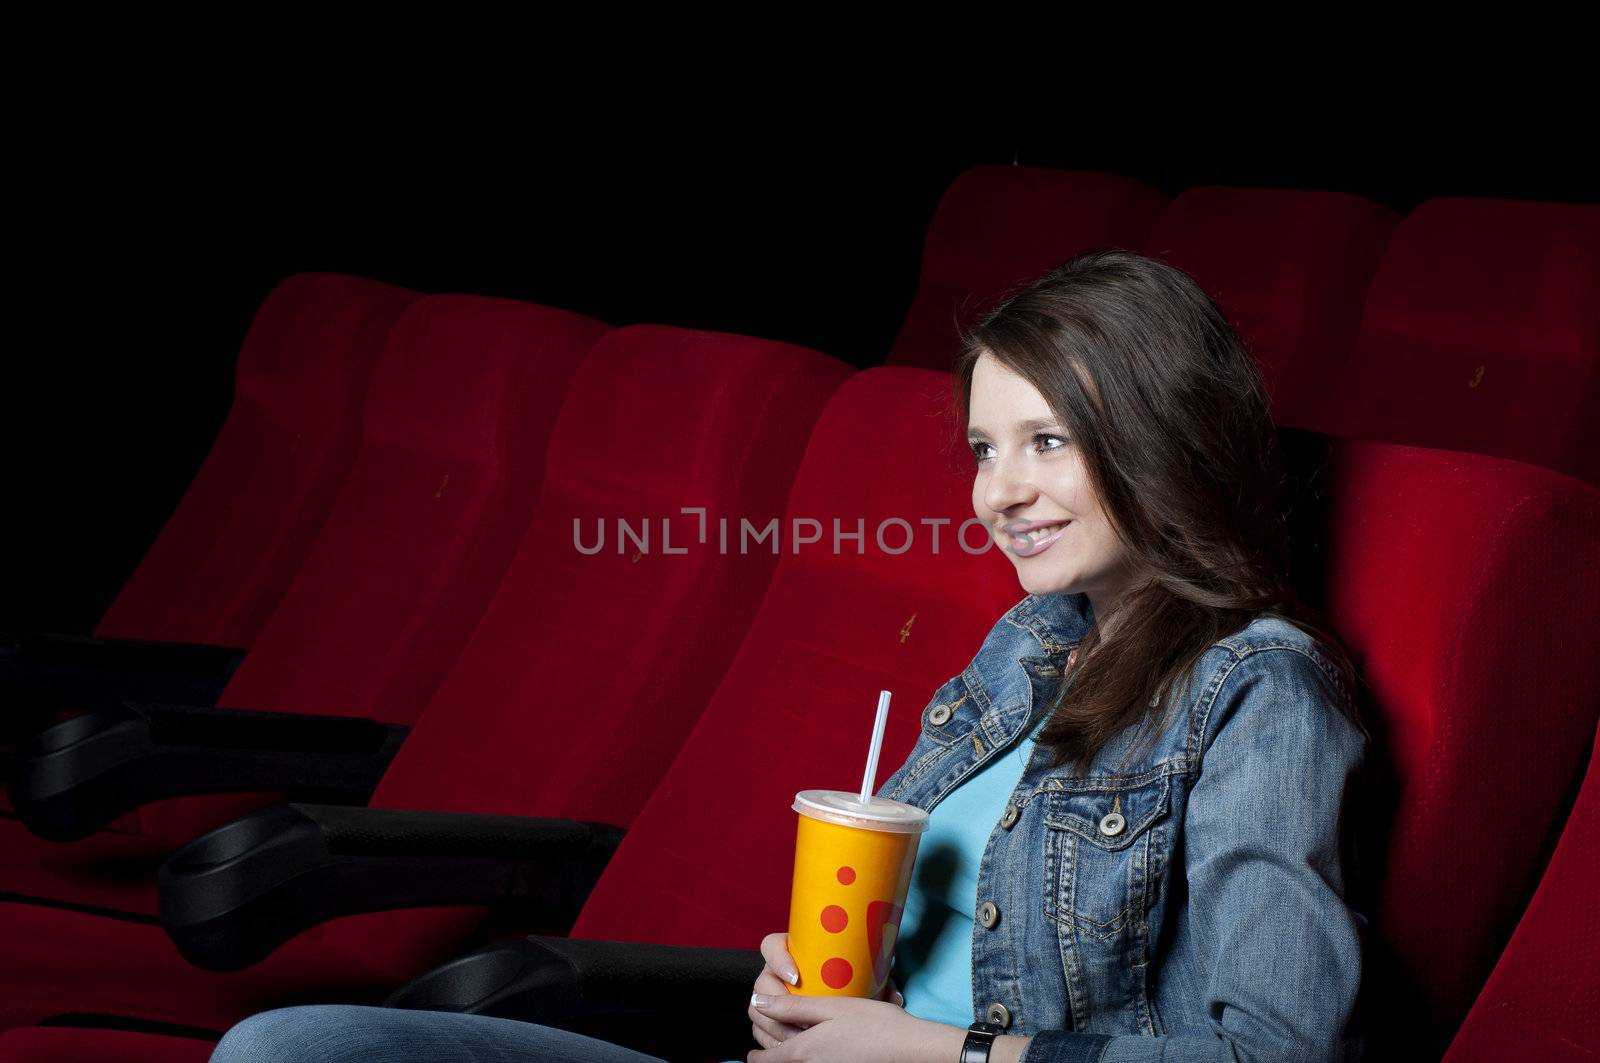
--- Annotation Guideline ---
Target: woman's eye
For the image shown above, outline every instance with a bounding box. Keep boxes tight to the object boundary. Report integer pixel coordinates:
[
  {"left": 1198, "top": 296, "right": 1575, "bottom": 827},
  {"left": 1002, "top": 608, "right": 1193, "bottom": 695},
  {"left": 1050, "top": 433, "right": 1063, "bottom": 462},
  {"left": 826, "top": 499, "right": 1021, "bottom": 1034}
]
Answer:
[{"left": 969, "top": 436, "right": 1067, "bottom": 464}]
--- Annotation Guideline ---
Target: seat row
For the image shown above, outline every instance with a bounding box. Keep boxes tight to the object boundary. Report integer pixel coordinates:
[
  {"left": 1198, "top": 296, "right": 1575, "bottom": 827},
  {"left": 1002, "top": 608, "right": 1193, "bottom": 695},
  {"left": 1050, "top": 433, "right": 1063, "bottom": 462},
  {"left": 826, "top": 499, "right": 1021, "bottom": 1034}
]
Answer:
[
  {"left": 889, "top": 169, "right": 1598, "bottom": 487},
  {"left": 0, "top": 177, "right": 1595, "bottom": 1061}
]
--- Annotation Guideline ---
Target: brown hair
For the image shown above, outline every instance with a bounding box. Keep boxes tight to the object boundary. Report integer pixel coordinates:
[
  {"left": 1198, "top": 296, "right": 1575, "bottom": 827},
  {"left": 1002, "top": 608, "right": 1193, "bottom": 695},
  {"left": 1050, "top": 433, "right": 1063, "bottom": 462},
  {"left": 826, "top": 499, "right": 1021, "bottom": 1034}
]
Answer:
[{"left": 954, "top": 249, "right": 1356, "bottom": 774}]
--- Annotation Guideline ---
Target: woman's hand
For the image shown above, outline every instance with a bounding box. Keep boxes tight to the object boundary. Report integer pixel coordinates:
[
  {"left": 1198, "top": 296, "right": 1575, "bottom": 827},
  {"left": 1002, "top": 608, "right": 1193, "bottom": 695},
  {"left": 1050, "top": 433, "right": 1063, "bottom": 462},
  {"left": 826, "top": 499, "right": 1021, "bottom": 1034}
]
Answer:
[
  {"left": 748, "top": 933, "right": 904, "bottom": 1048},
  {"left": 746, "top": 994, "right": 963, "bottom": 1063}
]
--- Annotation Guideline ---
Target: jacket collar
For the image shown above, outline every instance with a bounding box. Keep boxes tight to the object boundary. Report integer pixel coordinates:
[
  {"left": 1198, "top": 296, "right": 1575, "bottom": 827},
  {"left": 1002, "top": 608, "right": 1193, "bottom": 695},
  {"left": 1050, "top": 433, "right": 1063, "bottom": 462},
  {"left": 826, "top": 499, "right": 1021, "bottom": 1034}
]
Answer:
[
  {"left": 954, "top": 593, "right": 1097, "bottom": 748},
  {"left": 1002, "top": 592, "right": 1096, "bottom": 656}
]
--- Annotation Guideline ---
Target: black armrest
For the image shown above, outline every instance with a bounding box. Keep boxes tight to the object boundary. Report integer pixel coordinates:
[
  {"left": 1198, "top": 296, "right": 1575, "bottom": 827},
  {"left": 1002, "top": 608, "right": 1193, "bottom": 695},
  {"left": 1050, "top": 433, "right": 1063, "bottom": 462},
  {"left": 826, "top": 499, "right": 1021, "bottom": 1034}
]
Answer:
[
  {"left": 0, "top": 632, "right": 246, "bottom": 738},
  {"left": 160, "top": 803, "right": 627, "bottom": 972},
  {"left": 385, "top": 936, "right": 764, "bottom": 1062},
  {"left": 8, "top": 703, "right": 409, "bottom": 841}
]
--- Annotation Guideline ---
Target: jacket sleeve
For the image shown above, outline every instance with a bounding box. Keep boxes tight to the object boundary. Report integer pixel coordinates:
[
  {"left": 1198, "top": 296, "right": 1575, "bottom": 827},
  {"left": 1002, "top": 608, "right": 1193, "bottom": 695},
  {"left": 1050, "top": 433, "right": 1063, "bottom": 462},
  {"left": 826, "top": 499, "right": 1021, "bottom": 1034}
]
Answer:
[{"left": 1019, "top": 647, "right": 1370, "bottom": 1063}]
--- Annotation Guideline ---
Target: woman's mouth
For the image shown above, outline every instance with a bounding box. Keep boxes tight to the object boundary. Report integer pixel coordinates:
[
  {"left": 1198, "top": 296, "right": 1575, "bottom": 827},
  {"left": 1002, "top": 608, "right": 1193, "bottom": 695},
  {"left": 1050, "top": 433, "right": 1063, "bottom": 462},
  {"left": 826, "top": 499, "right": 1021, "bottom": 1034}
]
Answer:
[{"left": 1006, "top": 521, "right": 1069, "bottom": 557}]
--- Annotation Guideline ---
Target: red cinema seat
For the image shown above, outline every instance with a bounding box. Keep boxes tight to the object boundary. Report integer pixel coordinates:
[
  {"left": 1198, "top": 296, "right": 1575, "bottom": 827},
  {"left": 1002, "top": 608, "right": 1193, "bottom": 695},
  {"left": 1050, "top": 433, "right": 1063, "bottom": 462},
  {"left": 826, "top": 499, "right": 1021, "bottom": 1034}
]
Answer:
[
  {"left": 2, "top": 295, "right": 610, "bottom": 912},
  {"left": 884, "top": 166, "right": 1167, "bottom": 370},
  {"left": 0, "top": 328, "right": 851, "bottom": 1035},
  {"left": 20, "top": 402, "right": 1595, "bottom": 1058},
  {"left": 351, "top": 367, "right": 1089, "bottom": 1059},
  {"left": 1321, "top": 198, "right": 1600, "bottom": 484},
  {"left": 1322, "top": 442, "right": 1600, "bottom": 1057},
  {"left": 95, "top": 273, "right": 422, "bottom": 650},
  {"left": 383, "top": 434, "right": 1600, "bottom": 1061},
  {"left": 1442, "top": 719, "right": 1600, "bottom": 1063},
  {"left": 0, "top": 1026, "right": 217, "bottom": 1063},
  {"left": 1138, "top": 186, "right": 1398, "bottom": 429},
  {"left": 255, "top": 323, "right": 852, "bottom": 980},
  {"left": 0, "top": 273, "right": 419, "bottom": 746},
  {"left": 548, "top": 365, "right": 1021, "bottom": 947},
  {"left": 18, "top": 401, "right": 1598, "bottom": 1057}
]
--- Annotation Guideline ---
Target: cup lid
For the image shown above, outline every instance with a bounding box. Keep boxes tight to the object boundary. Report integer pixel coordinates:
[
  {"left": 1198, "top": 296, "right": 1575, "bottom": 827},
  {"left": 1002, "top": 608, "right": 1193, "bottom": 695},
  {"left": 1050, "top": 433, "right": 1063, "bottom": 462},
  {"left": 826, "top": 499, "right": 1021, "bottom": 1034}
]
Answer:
[{"left": 793, "top": 790, "right": 929, "bottom": 833}]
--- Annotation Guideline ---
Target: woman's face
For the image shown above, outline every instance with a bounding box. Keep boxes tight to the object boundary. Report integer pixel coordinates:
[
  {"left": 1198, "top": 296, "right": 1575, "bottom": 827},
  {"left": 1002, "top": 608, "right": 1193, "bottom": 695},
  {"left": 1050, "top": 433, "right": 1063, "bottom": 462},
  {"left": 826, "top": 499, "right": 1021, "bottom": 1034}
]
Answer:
[{"left": 967, "top": 350, "right": 1138, "bottom": 616}]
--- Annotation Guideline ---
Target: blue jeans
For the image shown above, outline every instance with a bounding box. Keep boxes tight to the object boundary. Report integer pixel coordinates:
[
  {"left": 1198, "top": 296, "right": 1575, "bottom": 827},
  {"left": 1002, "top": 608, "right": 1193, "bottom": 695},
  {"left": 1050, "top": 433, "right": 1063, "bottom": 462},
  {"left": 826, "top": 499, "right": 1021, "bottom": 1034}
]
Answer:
[{"left": 210, "top": 1005, "right": 670, "bottom": 1062}]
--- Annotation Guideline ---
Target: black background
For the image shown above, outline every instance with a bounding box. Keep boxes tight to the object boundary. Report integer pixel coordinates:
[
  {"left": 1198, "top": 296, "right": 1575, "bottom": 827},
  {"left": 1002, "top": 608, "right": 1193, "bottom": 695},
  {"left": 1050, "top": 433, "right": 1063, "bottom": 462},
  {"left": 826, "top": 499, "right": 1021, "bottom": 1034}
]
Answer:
[{"left": 9, "top": 120, "right": 1595, "bottom": 633}]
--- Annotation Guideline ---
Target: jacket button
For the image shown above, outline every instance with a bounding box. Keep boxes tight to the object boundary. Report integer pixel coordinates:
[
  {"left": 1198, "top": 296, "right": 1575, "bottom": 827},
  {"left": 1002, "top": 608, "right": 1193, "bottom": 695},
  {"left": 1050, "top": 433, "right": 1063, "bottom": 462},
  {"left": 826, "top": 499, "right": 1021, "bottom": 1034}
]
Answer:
[
  {"left": 978, "top": 900, "right": 1000, "bottom": 928},
  {"left": 1099, "top": 811, "right": 1126, "bottom": 837},
  {"left": 985, "top": 1002, "right": 1012, "bottom": 1028},
  {"left": 928, "top": 704, "right": 953, "bottom": 726},
  {"left": 1000, "top": 804, "right": 1019, "bottom": 829}
]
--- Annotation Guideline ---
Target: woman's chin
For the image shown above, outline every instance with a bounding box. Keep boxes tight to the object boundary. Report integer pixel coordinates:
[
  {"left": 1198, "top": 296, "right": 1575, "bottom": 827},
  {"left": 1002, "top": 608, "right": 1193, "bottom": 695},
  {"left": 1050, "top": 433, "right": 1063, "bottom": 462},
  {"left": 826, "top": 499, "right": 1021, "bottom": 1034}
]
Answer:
[{"left": 1012, "top": 567, "right": 1070, "bottom": 597}]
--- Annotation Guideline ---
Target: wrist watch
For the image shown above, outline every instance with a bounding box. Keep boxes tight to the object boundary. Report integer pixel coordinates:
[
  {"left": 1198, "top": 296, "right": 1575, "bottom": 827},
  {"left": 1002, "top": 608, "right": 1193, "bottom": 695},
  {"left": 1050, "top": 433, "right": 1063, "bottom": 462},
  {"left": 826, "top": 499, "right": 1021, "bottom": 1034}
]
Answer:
[{"left": 960, "top": 1020, "right": 1007, "bottom": 1063}]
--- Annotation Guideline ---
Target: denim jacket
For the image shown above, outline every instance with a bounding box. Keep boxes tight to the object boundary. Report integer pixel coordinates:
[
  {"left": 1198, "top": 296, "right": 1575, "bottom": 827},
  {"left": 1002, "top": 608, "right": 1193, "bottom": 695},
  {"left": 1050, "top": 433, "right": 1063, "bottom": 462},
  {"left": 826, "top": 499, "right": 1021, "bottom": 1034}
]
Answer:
[{"left": 877, "top": 592, "right": 1370, "bottom": 1063}]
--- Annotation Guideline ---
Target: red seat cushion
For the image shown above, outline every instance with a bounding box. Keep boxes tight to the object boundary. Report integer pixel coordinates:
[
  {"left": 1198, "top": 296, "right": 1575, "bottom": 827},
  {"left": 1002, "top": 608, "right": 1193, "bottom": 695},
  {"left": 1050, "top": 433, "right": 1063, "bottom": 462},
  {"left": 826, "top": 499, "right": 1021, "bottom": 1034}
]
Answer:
[
  {"left": 0, "top": 1026, "right": 218, "bottom": 1063},
  {"left": 0, "top": 817, "right": 166, "bottom": 915},
  {"left": 0, "top": 902, "right": 394, "bottom": 1035}
]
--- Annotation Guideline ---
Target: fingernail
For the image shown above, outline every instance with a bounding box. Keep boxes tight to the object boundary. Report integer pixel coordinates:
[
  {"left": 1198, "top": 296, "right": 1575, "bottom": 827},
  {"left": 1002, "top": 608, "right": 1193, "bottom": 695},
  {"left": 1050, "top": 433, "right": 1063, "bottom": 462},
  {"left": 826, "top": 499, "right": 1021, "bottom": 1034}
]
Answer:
[
  {"left": 786, "top": 970, "right": 799, "bottom": 986},
  {"left": 751, "top": 992, "right": 772, "bottom": 1008}
]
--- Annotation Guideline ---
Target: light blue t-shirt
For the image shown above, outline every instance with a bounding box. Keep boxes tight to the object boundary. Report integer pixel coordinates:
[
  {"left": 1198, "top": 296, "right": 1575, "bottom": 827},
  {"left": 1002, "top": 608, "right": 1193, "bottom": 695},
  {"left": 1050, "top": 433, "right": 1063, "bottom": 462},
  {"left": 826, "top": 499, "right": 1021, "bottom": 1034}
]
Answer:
[{"left": 892, "top": 713, "right": 1046, "bottom": 1025}]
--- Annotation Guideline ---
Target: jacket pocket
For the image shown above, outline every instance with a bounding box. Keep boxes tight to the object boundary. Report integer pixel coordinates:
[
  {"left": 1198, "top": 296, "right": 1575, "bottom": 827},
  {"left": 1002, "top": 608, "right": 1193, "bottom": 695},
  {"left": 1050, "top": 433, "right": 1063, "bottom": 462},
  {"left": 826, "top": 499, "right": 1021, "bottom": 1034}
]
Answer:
[
  {"left": 879, "top": 675, "right": 971, "bottom": 801},
  {"left": 1041, "top": 772, "right": 1173, "bottom": 941}
]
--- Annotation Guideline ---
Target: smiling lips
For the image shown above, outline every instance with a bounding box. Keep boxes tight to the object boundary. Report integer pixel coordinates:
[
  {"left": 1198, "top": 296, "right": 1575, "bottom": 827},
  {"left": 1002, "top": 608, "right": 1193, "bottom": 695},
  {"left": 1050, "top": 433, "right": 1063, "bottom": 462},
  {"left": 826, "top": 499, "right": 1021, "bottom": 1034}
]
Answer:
[{"left": 1001, "top": 519, "right": 1070, "bottom": 557}]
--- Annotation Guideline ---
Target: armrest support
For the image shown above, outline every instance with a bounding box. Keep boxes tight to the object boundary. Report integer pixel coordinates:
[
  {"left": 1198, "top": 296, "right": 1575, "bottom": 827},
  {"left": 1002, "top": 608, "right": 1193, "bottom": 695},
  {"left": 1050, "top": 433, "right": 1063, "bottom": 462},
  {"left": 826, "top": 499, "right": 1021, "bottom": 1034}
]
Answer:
[
  {"left": 0, "top": 632, "right": 245, "bottom": 738},
  {"left": 160, "top": 804, "right": 627, "bottom": 972},
  {"left": 9, "top": 703, "right": 408, "bottom": 840},
  {"left": 385, "top": 936, "right": 764, "bottom": 1061}
]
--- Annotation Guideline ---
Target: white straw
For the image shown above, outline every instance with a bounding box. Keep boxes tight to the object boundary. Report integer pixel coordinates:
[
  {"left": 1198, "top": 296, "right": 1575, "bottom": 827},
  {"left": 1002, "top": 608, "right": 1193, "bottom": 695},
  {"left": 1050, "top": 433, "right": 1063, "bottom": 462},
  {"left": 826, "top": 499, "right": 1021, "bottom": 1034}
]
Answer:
[{"left": 859, "top": 689, "right": 892, "bottom": 804}]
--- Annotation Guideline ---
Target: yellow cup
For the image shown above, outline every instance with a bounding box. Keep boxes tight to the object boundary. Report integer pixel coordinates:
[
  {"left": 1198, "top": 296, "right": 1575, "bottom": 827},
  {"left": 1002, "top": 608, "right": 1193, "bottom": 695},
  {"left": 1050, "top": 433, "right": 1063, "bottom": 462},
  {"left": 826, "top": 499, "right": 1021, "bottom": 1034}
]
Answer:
[{"left": 785, "top": 790, "right": 928, "bottom": 997}]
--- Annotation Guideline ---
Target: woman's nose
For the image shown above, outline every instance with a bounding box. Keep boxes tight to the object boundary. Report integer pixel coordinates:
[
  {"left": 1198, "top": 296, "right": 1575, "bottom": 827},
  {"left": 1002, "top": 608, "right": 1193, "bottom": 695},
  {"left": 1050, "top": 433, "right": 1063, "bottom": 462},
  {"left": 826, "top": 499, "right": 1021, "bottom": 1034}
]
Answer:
[{"left": 984, "top": 453, "right": 1037, "bottom": 513}]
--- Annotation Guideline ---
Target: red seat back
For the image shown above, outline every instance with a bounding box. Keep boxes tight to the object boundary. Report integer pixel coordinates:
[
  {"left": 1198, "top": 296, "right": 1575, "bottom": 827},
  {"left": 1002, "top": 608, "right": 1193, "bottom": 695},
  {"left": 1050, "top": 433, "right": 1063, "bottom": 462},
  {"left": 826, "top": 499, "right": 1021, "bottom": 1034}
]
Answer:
[
  {"left": 885, "top": 167, "right": 1167, "bottom": 370},
  {"left": 1139, "top": 186, "right": 1397, "bottom": 428},
  {"left": 300, "top": 326, "right": 851, "bottom": 979},
  {"left": 95, "top": 273, "right": 420, "bottom": 647},
  {"left": 1323, "top": 440, "right": 1600, "bottom": 1047},
  {"left": 570, "top": 367, "right": 1020, "bottom": 947},
  {"left": 136, "top": 295, "right": 610, "bottom": 845},
  {"left": 1442, "top": 720, "right": 1600, "bottom": 1062},
  {"left": 1322, "top": 198, "right": 1600, "bottom": 484}
]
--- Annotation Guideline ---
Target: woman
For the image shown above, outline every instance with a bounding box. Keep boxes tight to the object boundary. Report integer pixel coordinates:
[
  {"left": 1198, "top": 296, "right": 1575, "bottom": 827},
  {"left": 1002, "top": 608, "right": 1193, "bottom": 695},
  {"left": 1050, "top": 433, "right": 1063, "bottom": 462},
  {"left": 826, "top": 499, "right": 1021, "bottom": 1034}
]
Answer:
[{"left": 209, "top": 250, "right": 1372, "bottom": 1062}]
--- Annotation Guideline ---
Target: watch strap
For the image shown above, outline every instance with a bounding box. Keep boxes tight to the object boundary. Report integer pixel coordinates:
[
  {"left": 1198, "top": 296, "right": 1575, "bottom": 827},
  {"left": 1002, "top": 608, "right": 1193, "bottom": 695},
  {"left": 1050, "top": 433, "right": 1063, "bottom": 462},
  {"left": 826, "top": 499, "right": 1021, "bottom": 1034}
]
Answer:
[{"left": 960, "top": 1021, "right": 1006, "bottom": 1063}]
